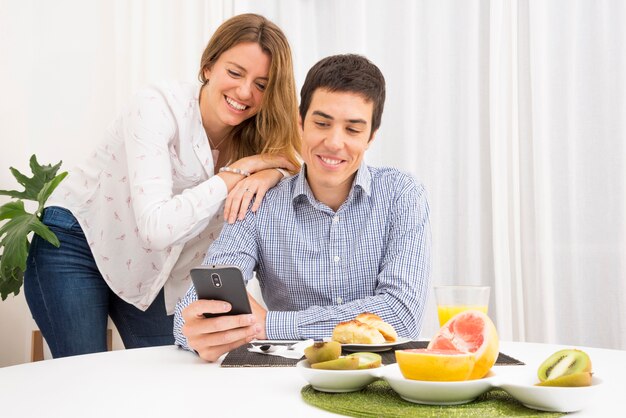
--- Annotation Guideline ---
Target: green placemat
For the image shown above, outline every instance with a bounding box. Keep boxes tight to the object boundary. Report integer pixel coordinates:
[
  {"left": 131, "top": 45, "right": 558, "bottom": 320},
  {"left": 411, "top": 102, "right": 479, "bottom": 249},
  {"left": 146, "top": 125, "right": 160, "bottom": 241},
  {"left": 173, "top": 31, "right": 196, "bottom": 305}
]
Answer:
[{"left": 301, "top": 381, "right": 564, "bottom": 418}]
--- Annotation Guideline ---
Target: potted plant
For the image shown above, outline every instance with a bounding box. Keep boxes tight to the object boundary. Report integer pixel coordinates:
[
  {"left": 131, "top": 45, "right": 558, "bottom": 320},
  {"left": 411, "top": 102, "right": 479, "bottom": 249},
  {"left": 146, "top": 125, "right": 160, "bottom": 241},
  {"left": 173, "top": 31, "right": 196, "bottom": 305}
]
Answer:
[{"left": 0, "top": 155, "right": 67, "bottom": 300}]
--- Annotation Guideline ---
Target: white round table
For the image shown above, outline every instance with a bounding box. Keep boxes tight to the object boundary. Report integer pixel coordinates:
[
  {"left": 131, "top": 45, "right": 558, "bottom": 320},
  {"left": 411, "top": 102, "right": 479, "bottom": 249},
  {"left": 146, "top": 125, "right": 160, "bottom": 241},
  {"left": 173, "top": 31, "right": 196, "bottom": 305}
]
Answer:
[{"left": 0, "top": 341, "right": 622, "bottom": 417}]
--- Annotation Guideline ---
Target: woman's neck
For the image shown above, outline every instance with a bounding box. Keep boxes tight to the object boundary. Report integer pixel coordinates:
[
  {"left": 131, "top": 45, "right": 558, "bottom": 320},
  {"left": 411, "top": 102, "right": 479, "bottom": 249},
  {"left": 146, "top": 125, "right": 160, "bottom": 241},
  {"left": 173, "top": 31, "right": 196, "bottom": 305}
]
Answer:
[{"left": 199, "top": 84, "right": 233, "bottom": 150}]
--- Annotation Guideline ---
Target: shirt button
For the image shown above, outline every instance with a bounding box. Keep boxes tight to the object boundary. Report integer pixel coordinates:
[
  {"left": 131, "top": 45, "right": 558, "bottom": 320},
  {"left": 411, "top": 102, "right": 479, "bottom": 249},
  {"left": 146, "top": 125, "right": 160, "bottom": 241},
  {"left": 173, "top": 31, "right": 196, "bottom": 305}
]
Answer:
[
  {"left": 333, "top": 255, "right": 340, "bottom": 262},
  {"left": 337, "top": 297, "right": 343, "bottom": 304},
  {"left": 332, "top": 216, "right": 339, "bottom": 223}
]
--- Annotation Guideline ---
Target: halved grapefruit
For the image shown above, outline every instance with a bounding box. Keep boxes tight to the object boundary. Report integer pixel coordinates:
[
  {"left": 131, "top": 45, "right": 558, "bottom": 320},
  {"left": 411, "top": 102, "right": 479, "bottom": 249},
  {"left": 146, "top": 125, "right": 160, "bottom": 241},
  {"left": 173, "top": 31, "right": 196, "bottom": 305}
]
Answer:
[
  {"left": 428, "top": 309, "right": 499, "bottom": 379},
  {"left": 395, "top": 348, "right": 475, "bottom": 381}
]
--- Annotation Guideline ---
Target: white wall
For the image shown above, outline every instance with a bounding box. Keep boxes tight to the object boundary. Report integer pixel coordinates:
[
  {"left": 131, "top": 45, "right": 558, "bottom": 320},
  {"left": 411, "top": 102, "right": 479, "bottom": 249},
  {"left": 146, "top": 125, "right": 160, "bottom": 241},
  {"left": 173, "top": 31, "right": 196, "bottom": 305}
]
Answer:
[{"left": 1, "top": 1, "right": 118, "bottom": 366}]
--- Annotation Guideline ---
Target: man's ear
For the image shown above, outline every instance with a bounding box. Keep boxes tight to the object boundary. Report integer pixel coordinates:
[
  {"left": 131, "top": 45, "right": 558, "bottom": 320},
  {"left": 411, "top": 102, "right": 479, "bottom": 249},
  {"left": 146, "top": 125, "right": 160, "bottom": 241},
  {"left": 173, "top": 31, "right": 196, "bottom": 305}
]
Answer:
[{"left": 366, "top": 129, "right": 378, "bottom": 149}]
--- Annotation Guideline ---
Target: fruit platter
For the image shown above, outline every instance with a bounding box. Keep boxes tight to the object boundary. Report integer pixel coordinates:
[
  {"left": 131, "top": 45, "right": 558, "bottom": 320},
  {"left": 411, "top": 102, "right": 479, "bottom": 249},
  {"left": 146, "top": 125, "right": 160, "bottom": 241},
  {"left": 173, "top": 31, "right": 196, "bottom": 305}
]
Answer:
[{"left": 297, "top": 310, "right": 602, "bottom": 413}]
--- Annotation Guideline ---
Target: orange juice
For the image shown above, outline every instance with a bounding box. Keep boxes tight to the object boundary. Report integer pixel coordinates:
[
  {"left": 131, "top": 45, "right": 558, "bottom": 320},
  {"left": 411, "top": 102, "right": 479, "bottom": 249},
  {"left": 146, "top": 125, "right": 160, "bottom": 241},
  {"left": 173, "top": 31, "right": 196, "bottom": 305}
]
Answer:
[{"left": 437, "top": 305, "right": 488, "bottom": 327}]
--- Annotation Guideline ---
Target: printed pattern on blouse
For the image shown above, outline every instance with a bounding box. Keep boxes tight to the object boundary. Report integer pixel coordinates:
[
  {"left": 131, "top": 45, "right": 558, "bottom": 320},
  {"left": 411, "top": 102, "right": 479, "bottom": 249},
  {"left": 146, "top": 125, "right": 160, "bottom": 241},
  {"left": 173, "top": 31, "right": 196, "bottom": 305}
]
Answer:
[
  {"left": 47, "top": 81, "right": 228, "bottom": 314},
  {"left": 173, "top": 163, "right": 432, "bottom": 349}
]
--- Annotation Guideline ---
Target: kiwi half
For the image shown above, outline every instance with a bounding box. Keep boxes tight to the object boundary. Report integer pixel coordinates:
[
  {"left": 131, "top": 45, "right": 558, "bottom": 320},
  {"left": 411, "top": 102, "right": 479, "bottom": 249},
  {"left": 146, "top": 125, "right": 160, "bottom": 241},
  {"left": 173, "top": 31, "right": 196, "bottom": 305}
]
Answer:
[
  {"left": 311, "top": 356, "right": 359, "bottom": 370},
  {"left": 347, "top": 352, "right": 382, "bottom": 369},
  {"left": 536, "top": 372, "right": 592, "bottom": 387},
  {"left": 304, "top": 341, "right": 342, "bottom": 365},
  {"left": 537, "top": 349, "right": 592, "bottom": 383}
]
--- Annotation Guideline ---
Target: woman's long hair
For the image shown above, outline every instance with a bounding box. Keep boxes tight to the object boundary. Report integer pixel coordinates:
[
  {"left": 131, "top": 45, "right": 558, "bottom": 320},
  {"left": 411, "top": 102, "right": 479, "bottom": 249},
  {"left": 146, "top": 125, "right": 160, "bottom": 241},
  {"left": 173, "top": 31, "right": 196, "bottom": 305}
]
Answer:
[{"left": 199, "top": 14, "right": 300, "bottom": 171}]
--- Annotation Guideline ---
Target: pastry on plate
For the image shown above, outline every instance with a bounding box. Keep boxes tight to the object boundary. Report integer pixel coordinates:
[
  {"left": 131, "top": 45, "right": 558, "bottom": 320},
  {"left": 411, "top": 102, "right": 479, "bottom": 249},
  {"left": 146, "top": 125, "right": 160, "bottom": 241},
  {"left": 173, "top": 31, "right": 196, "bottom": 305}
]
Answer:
[
  {"left": 355, "top": 312, "right": 398, "bottom": 342},
  {"left": 332, "top": 320, "right": 386, "bottom": 344}
]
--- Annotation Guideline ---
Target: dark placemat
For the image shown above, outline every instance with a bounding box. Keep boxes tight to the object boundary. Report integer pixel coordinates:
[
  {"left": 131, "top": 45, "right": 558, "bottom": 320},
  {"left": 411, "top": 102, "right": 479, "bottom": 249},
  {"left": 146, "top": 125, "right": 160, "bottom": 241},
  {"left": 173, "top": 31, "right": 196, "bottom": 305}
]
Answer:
[
  {"left": 301, "top": 382, "right": 563, "bottom": 418},
  {"left": 221, "top": 341, "right": 524, "bottom": 368}
]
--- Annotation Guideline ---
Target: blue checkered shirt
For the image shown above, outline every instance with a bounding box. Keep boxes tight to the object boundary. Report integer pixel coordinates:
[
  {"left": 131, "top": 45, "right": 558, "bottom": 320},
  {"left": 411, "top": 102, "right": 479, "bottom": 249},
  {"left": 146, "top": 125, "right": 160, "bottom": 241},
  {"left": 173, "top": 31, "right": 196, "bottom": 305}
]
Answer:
[{"left": 174, "top": 163, "right": 431, "bottom": 349}]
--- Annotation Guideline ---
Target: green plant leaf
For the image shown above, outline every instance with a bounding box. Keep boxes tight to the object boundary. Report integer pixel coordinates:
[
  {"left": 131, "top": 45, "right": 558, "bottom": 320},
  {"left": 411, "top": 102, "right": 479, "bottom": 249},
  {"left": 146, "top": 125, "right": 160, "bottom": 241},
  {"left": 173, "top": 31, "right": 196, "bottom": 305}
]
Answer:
[
  {"left": 0, "top": 212, "right": 38, "bottom": 269},
  {"left": 30, "top": 217, "right": 60, "bottom": 247},
  {"left": 0, "top": 155, "right": 66, "bottom": 300},
  {"left": 0, "top": 155, "right": 63, "bottom": 201},
  {"left": 0, "top": 208, "right": 61, "bottom": 300},
  {"left": 0, "top": 214, "right": 33, "bottom": 299},
  {"left": 0, "top": 200, "right": 26, "bottom": 221},
  {"left": 37, "top": 172, "right": 68, "bottom": 214},
  {"left": 0, "top": 260, "right": 24, "bottom": 301}
]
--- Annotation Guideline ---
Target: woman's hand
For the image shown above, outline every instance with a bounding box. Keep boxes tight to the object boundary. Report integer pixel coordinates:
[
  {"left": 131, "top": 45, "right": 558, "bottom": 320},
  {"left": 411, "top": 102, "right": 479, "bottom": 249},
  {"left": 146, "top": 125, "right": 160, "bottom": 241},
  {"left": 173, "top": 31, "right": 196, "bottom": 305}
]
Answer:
[
  {"left": 223, "top": 168, "right": 284, "bottom": 224},
  {"left": 181, "top": 299, "right": 261, "bottom": 362}
]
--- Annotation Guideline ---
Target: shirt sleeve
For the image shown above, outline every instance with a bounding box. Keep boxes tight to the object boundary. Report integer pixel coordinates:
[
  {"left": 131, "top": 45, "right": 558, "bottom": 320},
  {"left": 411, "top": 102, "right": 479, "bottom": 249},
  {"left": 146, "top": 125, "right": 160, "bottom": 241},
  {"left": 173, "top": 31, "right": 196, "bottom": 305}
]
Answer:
[
  {"left": 173, "top": 212, "right": 260, "bottom": 352},
  {"left": 173, "top": 284, "right": 199, "bottom": 351},
  {"left": 201, "top": 212, "right": 259, "bottom": 282},
  {"left": 122, "top": 87, "right": 228, "bottom": 250},
  {"left": 266, "top": 180, "right": 432, "bottom": 340}
]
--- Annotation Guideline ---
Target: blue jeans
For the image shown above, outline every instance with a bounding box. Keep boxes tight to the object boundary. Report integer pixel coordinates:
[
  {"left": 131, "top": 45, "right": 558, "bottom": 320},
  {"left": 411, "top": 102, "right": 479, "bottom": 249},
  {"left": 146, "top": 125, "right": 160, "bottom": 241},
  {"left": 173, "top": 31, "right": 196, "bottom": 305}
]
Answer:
[{"left": 24, "top": 206, "right": 174, "bottom": 358}]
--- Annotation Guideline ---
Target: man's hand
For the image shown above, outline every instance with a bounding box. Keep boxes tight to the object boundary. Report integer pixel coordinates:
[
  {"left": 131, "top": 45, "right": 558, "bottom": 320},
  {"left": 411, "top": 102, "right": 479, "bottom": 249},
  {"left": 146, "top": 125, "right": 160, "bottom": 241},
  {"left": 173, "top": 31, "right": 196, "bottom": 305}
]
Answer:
[
  {"left": 248, "top": 293, "right": 268, "bottom": 340},
  {"left": 181, "top": 299, "right": 261, "bottom": 362}
]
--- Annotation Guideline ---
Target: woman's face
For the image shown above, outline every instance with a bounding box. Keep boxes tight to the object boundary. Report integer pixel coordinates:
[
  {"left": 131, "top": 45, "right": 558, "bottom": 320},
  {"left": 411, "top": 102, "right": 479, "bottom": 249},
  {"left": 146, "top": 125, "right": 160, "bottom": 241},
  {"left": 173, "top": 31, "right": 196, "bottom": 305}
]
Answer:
[{"left": 202, "top": 42, "right": 271, "bottom": 132}]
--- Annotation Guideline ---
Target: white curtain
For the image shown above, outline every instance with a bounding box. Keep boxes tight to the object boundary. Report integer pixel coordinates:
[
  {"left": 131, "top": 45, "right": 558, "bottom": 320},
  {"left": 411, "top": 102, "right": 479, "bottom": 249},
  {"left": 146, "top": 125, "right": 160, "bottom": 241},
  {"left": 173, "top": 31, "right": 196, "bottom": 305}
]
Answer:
[
  {"left": 520, "top": 0, "right": 626, "bottom": 347},
  {"left": 2, "top": 0, "right": 625, "bottom": 364},
  {"left": 486, "top": 0, "right": 626, "bottom": 348},
  {"left": 243, "top": 0, "right": 626, "bottom": 349}
]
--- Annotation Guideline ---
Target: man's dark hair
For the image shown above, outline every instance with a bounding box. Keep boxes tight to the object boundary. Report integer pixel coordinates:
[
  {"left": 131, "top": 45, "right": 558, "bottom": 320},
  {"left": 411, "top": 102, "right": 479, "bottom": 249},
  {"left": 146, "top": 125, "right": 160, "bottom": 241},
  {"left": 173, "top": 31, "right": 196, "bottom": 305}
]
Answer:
[{"left": 299, "top": 54, "right": 386, "bottom": 136}]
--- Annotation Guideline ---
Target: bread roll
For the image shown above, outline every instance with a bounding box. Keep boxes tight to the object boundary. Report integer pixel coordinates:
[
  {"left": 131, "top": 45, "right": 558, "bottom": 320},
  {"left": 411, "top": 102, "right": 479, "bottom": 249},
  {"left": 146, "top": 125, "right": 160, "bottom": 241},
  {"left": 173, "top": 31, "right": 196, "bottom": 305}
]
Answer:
[
  {"left": 332, "top": 320, "right": 386, "bottom": 344},
  {"left": 355, "top": 312, "right": 398, "bottom": 342}
]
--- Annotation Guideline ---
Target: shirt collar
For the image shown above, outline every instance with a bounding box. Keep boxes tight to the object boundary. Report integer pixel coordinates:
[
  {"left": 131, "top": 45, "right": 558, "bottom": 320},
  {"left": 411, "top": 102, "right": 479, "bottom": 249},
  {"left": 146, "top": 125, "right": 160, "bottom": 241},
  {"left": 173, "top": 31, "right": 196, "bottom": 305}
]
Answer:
[
  {"left": 292, "top": 161, "right": 372, "bottom": 207},
  {"left": 193, "top": 84, "right": 214, "bottom": 178},
  {"left": 353, "top": 160, "right": 372, "bottom": 196}
]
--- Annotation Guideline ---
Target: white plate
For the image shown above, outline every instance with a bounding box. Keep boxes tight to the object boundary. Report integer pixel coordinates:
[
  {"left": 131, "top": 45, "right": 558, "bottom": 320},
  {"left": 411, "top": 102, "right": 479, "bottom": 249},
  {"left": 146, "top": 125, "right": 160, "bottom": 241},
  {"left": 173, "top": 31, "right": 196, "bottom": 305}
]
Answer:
[
  {"left": 497, "top": 373, "right": 602, "bottom": 413},
  {"left": 324, "top": 336, "right": 412, "bottom": 352},
  {"left": 381, "top": 364, "right": 497, "bottom": 405},
  {"left": 296, "top": 360, "right": 381, "bottom": 393}
]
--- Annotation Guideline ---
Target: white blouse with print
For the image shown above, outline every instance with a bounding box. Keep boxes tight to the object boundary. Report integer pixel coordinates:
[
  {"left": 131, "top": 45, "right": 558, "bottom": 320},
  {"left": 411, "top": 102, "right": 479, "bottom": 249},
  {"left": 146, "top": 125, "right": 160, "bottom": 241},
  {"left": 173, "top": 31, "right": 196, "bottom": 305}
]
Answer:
[{"left": 47, "top": 81, "right": 227, "bottom": 314}]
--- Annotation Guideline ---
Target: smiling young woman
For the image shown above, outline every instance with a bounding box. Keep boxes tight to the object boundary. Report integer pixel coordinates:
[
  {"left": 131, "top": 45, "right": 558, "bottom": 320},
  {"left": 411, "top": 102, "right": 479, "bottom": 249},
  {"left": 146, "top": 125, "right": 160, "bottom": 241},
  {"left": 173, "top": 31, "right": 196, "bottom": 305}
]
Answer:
[
  {"left": 23, "top": 13, "right": 301, "bottom": 359},
  {"left": 198, "top": 14, "right": 300, "bottom": 169},
  {"left": 199, "top": 42, "right": 272, "bottom": 169}
]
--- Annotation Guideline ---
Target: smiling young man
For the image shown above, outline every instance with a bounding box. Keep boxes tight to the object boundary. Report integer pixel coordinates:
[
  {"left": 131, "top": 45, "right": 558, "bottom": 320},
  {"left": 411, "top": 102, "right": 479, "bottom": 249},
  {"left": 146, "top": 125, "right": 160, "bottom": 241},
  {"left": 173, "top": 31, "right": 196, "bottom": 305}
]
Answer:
[{"left": 174, "top": 54, "right": 432, "bottom": 362}]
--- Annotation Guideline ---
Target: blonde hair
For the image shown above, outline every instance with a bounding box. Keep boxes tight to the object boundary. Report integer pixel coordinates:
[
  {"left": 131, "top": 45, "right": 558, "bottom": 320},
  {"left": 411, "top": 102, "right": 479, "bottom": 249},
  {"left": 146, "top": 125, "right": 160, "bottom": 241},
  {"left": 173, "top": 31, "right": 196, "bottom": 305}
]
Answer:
[{"left": 199, "top": 14, "right": 300, "bottom": 171}]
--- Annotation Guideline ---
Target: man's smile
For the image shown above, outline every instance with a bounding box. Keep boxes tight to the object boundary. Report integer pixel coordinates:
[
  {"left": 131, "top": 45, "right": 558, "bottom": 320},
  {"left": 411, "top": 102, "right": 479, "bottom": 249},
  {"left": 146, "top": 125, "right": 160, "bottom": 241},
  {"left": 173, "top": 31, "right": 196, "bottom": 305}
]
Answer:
[{"left": 317, "top": 155, "right": 346, "bottom": 167}]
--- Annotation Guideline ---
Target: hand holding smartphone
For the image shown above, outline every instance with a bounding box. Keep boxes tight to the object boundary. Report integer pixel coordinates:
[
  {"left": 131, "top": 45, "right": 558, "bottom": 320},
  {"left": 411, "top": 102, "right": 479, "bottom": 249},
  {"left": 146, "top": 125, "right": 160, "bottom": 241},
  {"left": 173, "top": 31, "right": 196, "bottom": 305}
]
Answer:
[{"left": 190, "top": 265, "right": 252, "bottom": 318}]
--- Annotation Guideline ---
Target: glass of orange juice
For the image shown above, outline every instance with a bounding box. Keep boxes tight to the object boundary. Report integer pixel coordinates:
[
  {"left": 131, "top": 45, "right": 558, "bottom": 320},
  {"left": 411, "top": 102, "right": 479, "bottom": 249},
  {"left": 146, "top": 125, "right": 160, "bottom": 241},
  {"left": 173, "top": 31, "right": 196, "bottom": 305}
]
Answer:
[{"left": 434, "top": 285, "right": 490, "bottom": 326}]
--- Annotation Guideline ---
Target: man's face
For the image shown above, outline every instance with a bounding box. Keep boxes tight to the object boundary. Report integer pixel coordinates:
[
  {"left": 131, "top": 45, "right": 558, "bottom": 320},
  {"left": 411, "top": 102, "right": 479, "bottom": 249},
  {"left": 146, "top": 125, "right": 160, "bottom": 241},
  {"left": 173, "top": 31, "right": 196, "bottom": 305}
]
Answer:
[{"left": 300, "top": 89, "right": 376, "bottom": 201}]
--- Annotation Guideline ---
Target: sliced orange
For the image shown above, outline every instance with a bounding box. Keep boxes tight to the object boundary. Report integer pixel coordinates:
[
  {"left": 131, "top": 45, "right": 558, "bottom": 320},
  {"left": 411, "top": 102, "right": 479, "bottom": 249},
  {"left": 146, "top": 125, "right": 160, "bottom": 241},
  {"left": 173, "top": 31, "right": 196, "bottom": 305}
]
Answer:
[{"left": 395, "top": 348, "right": 475, "bottom": 381}]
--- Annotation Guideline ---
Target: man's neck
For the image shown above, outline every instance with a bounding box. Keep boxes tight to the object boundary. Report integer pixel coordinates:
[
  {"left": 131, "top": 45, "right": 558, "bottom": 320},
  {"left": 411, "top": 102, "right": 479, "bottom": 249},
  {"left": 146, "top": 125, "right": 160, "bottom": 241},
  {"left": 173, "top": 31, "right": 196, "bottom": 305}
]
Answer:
[{"left": 307, "top": 177, "right": 355, "bottom": 212}]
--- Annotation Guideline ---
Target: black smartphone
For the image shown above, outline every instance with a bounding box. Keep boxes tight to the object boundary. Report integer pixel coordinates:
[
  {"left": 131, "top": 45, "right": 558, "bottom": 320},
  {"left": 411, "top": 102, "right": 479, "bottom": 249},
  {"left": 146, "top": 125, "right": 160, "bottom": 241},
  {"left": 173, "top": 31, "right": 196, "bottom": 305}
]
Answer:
[{"left": 190, "top": 265, "right": 252, "bottom": 318}]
